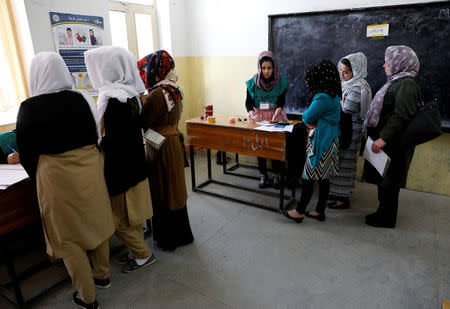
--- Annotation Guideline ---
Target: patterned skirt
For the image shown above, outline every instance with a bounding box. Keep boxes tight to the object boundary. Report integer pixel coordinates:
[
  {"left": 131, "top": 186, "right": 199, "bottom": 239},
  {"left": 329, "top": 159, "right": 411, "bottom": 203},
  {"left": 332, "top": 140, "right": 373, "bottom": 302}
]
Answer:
[{"left": 302, "top": 138, "right": 339, "bottom": 180}]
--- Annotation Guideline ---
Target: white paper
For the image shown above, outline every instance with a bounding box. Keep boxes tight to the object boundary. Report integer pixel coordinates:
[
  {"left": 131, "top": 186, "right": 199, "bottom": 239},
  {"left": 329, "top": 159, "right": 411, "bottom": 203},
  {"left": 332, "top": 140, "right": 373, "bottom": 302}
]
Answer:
[
  {"left": 254, "top": 124, "right": 294, "bottom": 133},
  {"left": 144, "top": 129, "right": 166, "bottom": 150},
  {"left": 363, "top": 137, "right": 391, "bottom": 177},
  {"left": 254, "top": 120, "right": 274, "bottom": 126},
  {"left": 366, "top": 24, "right": 389, "bottom": 37},
  {"left": 0, "top": 164, "right": 28, "bottom": 189}
]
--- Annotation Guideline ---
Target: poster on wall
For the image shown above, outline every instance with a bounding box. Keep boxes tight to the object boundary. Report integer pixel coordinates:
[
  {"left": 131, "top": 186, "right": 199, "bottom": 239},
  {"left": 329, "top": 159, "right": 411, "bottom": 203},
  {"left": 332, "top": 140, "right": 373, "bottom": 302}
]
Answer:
[{"left": 49, "top": 11, "right": 104, "bottom": 95}]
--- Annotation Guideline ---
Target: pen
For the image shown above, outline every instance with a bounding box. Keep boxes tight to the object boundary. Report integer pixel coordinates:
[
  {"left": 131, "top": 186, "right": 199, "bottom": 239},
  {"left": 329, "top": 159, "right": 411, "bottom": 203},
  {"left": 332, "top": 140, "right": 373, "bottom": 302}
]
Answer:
[{"left": 7, "top": 145, "right": 17, "bottom": 153}]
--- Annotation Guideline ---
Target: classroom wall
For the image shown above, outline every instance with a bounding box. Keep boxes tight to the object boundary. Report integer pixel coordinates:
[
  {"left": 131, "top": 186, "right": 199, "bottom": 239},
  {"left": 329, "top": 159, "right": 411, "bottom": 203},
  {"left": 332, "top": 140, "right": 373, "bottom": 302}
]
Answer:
[{"left": 169, "top": 0, "right": 450, "bottom": 196}]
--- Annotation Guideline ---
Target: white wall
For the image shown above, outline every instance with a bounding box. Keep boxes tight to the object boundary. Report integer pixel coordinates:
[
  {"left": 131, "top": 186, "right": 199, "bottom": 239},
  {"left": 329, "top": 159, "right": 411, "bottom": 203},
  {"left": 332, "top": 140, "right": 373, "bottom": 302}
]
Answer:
[
  {"left": 24, "top": 0, "right": 112, "bottom": 54},
  {"left": 169, "top": 0, "right": 446, "bottom": 57}
]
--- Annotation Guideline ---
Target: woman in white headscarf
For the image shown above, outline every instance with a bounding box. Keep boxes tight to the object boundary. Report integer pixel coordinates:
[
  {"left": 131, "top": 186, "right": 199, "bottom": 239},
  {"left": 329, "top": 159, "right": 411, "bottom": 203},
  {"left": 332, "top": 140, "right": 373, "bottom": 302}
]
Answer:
[
  {"left": 328, "top": 52, "right": 372, "bottom": 209},
  {"left": 16, "top": 52, "right": 114, "bottom": 309},
  {"left": 84, "top": 46, "right": 155, "bottom": 273}
]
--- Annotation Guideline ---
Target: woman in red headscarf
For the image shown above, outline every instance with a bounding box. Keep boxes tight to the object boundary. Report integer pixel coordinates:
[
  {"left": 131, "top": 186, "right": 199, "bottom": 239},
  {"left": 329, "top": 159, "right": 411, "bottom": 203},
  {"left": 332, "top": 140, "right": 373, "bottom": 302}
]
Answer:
[{"left": 138, "top": 50, "right": 194, "bottom": 251}]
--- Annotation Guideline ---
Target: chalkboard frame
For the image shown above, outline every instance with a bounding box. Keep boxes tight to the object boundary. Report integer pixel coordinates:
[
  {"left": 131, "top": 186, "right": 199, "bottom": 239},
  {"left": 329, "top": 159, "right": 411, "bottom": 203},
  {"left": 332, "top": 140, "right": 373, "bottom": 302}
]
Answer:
[{"left": 268, "top": 1, "right": 450, "bottom": 132}]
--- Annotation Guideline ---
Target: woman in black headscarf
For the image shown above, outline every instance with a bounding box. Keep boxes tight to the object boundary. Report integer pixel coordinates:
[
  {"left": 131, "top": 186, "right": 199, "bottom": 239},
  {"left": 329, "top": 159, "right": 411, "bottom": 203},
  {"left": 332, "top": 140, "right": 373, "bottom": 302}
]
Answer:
[{"left": 283, "top": 59, "right": 341, "bottom": 223}]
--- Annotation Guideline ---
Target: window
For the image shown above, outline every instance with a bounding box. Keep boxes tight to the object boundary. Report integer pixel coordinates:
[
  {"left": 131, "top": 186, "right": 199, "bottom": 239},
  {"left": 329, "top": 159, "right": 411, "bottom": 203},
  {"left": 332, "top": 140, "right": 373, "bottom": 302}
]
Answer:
[
  {"left": 0, "top": 0, "right": 29, "bottom": 125},
  {"left": 109, "top": 1, "right": 158, "bottom": 60}
]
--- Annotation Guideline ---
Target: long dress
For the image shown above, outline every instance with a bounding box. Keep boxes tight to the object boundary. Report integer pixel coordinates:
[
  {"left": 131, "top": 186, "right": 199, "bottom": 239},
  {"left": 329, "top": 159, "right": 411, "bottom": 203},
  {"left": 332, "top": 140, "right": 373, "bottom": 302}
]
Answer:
[
  {"left": 141, "top": 88, "right": 194, "bottom": 251},
  {"left": 329, "top": 85, "right": 363, "bottom": 199}
]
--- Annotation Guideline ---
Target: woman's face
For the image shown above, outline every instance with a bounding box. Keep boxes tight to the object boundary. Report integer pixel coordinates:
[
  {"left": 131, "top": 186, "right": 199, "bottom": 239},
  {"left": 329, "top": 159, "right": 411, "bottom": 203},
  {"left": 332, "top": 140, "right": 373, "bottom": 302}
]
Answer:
[
  {"left": 339, "top": 63, "right": 353, "bottom": 81},
  {"left": 261, "top": 61, "right": 273, "bottom": 79},
  {"left": 383, "top": 63, "right": 391, "bottom": 76}
]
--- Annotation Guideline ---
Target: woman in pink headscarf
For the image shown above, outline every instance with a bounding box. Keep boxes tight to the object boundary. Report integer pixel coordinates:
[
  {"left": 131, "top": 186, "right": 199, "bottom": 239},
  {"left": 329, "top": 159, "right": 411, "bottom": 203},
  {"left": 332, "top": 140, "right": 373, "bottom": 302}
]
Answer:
[
  {"left": 363, "top": 45, "right": 421, "bottom": 228},
  {"left": 245, "top": 51, "right": 288, "bottom": 189}
]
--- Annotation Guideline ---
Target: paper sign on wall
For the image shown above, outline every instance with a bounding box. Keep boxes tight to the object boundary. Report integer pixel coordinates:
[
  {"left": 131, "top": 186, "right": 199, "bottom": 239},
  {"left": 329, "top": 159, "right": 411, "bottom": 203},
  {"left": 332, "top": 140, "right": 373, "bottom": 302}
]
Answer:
[{"left": 367, "top": 24, "right": 389, "bottom": 37}]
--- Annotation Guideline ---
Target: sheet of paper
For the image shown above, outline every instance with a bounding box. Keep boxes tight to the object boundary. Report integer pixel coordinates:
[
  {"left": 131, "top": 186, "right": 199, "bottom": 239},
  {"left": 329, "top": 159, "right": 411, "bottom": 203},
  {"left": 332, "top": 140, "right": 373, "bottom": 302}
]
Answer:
[
  {"left": 254, "top": 125, "right": 294, "bottom": 133},
  {"left": 254, "top": 120, "right": 274, "bottom": 126},
  {"left": 363, "top": 137, "right": 391, "bottom": 177},
  {"left": 0, "top": 164, "right": 28, "bottom": 189},
  {"left": 144, "top": 129, "right": 166, "bottom": 150}
]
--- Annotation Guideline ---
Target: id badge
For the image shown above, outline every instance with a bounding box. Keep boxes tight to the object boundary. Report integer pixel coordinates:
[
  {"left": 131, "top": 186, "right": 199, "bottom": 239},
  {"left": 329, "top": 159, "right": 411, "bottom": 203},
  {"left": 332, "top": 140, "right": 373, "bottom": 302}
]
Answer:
[{"left": 260, "top": 102, "right": 270, "bottom": 110}]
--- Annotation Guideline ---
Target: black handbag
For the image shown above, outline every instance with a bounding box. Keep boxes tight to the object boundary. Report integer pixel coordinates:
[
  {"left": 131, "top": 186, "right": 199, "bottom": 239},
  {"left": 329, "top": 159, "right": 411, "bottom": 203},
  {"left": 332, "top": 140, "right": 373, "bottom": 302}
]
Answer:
[{"left": 401, "top": 99, "right": 442, "bottom": 146}]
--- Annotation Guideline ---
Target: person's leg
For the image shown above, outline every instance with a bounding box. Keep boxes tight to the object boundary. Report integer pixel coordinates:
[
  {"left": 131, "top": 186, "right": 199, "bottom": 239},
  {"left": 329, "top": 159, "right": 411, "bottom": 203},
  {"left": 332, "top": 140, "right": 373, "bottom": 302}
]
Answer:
[
  {"left": 315, "top": 179, "right": 330, "bottom": 214},
  {"left": 257, "top": 157, "right": 271, "bottom": 188},
  {"left": 62, "top": 244, "right": 97, "bottom": 304},
  {"left": 271, "top": 160, "right": 282, "bottom": 189},
  {"left": 91, "top": 239, "right": 110, "bottom": 280},
  {"left": 110, "top": 193, "right": 153, "bottom": 268},
  {"left": 295, "top": 179, "right": 315, "bottom": 214}
]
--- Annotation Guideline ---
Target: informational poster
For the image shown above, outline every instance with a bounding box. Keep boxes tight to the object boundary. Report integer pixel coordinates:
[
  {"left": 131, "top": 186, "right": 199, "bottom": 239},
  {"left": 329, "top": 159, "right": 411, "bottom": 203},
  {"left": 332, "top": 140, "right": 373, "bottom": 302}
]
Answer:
[{"left": 49, "top": 12, "right": 104, "bottom": 94}]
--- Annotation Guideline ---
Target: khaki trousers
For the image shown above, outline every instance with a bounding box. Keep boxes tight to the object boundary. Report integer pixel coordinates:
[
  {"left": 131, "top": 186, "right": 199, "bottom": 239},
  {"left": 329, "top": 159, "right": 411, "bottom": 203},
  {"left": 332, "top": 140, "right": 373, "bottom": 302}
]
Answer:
[
  {"left": 110, "top": 192, "right": 152, "bottom": 259},
  {"left": 62, "top": 240, "right": 110, "bottom": 304}
]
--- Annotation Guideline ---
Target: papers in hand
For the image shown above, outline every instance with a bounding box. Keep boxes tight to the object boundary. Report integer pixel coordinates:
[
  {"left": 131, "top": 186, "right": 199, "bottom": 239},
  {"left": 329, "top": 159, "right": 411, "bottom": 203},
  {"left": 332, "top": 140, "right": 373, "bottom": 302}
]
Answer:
[
  {"left": 363, "top": 137, "right": 391, "bottom": 177},
  {"left": 144, "top": 129, "right": 166, "bottom": 150}
]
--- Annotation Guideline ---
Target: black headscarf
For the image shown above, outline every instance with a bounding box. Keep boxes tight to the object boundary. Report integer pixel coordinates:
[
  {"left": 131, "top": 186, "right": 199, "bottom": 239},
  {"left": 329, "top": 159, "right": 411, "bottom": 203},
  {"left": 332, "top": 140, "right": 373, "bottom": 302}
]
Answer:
[{"left": 303, "top": 59, "right": 342, "bottom": 100}]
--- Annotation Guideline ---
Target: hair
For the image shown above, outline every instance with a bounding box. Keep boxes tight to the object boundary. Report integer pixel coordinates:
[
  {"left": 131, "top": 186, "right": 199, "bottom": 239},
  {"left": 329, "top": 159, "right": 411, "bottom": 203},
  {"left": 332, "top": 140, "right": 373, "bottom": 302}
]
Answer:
[
  {"left": 66, "top": 28, "right": 72, "bottom": 31},
  {"left": 260, "top": 56, "right": 273, "bottom": 66},
  {"left": 89, "top": 29, "right": 93, "bottom": 32},
  {"left": 340, "top": 58, "right": 352, "bottom": 72}
]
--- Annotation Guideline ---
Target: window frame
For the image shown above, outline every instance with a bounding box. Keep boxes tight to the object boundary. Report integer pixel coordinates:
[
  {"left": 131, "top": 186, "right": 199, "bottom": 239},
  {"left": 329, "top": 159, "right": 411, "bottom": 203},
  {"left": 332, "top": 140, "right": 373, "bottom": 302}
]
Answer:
[{"left": 108, "top": 1, "right": 159, "bottom": 59}]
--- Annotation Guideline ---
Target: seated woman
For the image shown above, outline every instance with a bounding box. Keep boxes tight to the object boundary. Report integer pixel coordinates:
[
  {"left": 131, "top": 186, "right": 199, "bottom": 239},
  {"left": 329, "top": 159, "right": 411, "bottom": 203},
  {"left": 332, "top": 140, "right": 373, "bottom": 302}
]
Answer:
[
  {"left": 282, "top": 59, "right": 341, "bottom": 223},
  {"left": 363, "top": 45, "right": 420, "bottom": 228},
  {"left": 138, "top": 50, "right": 194, "bottom": 251},
  {"left": 246, "top": 51, "right": 288, "bottom": 189},
  {"left": 328, "top": 52, "right": 372, "bottom": 209},
  {"left": 16, "top": 52, "right": 114, "bottom": 309},
  {"left": 0, "top": 130, "right": 19, "bottom": 164}
]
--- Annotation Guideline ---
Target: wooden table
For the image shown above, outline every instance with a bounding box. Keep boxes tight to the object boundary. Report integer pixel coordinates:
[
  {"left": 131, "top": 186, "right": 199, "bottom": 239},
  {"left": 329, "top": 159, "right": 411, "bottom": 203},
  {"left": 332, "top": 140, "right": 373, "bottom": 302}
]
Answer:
[
  {"left": 0, "top": 164, "right": 67, "bottom": 308},
  {"left": 186, "top": 115, "right": 301, "bottom": 212}
]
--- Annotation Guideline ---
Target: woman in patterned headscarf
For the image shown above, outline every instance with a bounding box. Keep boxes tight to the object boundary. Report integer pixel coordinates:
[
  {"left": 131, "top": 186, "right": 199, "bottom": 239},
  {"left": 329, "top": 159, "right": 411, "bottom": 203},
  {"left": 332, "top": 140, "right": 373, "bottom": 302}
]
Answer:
[
  {"left": 328, "top": 52, "right": 372, "bottom": 209},
  {"left": 282, "top": 59, "right": 341, "bottom": 223},
  {"left": 138, "top": 50, "right": 194, "bottom": 251},
  {"left": 363, "top": 45, "right": 420, "bottom": 228}
]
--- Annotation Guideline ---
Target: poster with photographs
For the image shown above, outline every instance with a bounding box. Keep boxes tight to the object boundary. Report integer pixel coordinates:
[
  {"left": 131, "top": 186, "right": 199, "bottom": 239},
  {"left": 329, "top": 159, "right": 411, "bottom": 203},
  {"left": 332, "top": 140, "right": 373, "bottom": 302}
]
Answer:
[{"left": 50, "top": 12, "right": 104, "bottom": 95}]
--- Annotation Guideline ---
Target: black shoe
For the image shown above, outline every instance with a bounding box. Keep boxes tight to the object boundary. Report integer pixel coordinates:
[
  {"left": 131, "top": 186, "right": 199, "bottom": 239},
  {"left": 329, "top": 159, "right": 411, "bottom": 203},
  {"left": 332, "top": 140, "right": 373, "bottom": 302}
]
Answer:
[
  {"left": 272, "top": 175, "right": 281, "bottom": 190},
  {"left": 258, "top": 174, "right": 272, "bottom": 189},
  {"left": 121, "top": 254, "right": 156, "bottom": 273},
  {"left": 281, "top": 210, "right": 304, "bottom": 223},
  {"left": 365, "top": 213, "right": 396, "bottom": 228},
  {"left": 305, "top": 211, "right": 326, "bottom": 222},
  {"left": 94, "top": 277, "right": 111, "bottom": 289},
  {"left": 327, "top": 200, "right": 350, "bottom": 209},
  {"left": 114, "top": 252, "right": 132, "bottom": 265},
  {"left": 72, "top": 291, "right": 99, "bottom": 309}
]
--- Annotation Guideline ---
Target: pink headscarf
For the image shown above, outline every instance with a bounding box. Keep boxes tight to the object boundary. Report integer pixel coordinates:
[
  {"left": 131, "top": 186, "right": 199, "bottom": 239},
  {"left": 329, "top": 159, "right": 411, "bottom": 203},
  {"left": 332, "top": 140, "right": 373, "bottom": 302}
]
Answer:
[
  {"left": 254, "top": 51, "right": 281, "bottom": 91},
  {"left": 363, "top": 45, "right": 420, "bottom": 129}
]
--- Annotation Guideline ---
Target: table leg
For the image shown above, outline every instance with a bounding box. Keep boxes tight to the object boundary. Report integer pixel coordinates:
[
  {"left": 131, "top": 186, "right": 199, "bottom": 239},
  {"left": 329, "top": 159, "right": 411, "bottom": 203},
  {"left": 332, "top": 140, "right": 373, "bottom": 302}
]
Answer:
[
  {"left": 235, "top": 153, "right": 239, "bottom": 164},
  {"left": 279, "top": 161, "right": 286, "bottom": 211},
  {"left": 4, "top": 243, "right": 25, "bottom": 308},
  {"left": 207, "top": 149, "right": 212, "bottom": 180},
  {"left": 222, "top": 151, "right": 227, "bottom": 173},
  {"left": 190, "top": 146, "right": 196, "bottom": 191}
]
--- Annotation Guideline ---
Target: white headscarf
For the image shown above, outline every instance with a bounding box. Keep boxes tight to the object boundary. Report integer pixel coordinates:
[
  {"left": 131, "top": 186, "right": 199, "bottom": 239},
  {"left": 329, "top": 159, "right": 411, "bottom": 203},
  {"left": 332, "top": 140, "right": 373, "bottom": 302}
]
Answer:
[
  {"left": 84, "top": 46, "right": 145, "bottom": 122},
  {"left": 339, "top": 52, "right": 372, "bottom": 120},
  {"left": 29, "top": 52, "right": 101, "bottom": 138}
]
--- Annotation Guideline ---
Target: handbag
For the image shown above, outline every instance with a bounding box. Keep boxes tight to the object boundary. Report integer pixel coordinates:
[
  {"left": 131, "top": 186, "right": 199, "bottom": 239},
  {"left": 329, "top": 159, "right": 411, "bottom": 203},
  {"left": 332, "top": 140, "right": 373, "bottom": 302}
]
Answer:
[{"left": 401, "top": 99, "right": 442, "bottom": 146}]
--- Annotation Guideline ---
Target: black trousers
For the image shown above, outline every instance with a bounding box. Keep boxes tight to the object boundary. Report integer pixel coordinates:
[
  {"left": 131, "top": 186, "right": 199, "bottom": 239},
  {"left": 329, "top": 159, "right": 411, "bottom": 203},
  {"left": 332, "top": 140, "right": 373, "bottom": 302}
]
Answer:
[
  {"left": 296, "top": 179, "right": 330, "bottom": 214},
  {"left": 375, "top": 184, "right": 401, "bottom": 225},
  {"left": 257, "top": 158, "right": 281, "bottom": 175}
]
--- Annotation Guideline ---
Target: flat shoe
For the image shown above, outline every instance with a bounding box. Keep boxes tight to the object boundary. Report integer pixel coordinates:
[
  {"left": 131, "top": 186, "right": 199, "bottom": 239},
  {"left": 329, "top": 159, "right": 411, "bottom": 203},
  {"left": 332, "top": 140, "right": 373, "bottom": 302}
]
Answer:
[
  {"left": 327, "top": 200, "right": 350, "bottom": 209},
  {"left": 281, "top": 210, "right": 304, "bottom": 223},
  {"left": 305, "top": 211, "right": 326, "bottom": 222}
]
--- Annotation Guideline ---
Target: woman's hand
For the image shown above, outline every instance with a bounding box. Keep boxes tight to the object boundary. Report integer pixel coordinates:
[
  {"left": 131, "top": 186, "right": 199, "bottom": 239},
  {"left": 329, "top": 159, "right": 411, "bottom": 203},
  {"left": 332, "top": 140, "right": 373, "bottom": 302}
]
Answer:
[
  {"left": 249, "top": 110, "right": 259, "bottom": 122},
  {"left": 7, "top": 152, "right": 20, "bottom": 164},
  {"left": 306, "top": 123, "right": 317, "bottom": 129},
  {"left": 371, "top": 138, "right": 386, "bottom": 153},
  {"left": 271, "top": 107, "right": 282, "bottom": 122}
]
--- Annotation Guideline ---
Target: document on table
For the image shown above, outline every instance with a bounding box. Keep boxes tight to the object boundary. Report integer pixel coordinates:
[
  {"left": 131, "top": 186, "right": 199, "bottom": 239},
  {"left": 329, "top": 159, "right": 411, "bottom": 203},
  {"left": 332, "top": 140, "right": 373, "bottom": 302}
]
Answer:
[
  {"left": 0, "top": 164, "right": 28, "bottom": 190},
  {"left": 363, "top": 137, "right": 391, "bottom": 177},
  {"left": 254, "top": 120, "right": 274, "bottom": 126},
  {"left": 254, "top": 125, "right": 294, "bottom": 133}
]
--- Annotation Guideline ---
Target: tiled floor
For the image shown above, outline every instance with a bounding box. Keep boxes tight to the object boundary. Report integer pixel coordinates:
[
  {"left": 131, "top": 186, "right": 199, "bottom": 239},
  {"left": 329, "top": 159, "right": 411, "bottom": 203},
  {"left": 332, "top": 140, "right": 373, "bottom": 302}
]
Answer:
[{"left": 1, "top": 152, "right": 449, "bottom": 308}]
